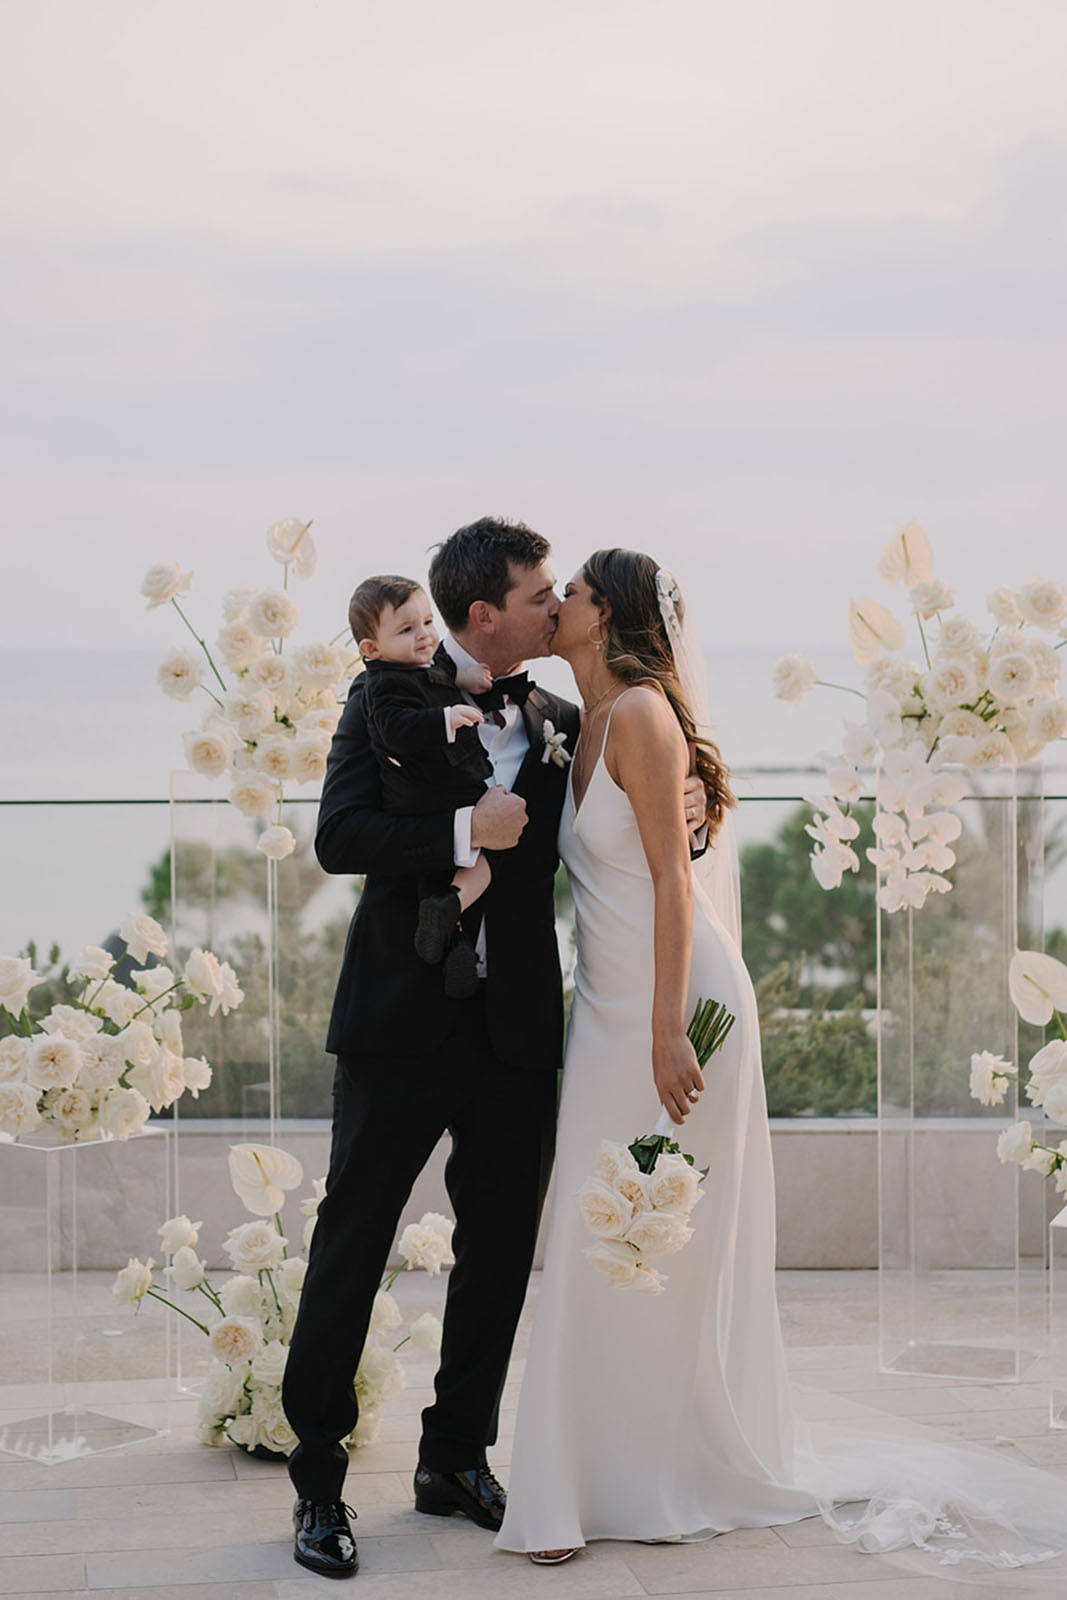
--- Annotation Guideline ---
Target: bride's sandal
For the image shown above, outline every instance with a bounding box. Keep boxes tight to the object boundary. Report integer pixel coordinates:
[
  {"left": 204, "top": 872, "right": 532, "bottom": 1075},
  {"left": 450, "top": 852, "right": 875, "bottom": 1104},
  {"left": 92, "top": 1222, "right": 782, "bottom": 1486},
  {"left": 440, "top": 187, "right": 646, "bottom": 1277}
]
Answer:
[{"left": 528, "top": 1548, "right": 579, "bottom": 1564}]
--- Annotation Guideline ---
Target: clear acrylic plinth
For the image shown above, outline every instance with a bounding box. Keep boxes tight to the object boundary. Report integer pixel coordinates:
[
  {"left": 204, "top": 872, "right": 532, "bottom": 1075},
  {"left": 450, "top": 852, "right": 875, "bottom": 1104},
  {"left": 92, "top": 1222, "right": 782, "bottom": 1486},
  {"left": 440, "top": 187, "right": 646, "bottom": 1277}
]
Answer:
[
  {"left": 0, "top": 1124, "right": 173, "bottom": 1463},
  {"left": 1049, "top": 1205, "right": 1067, "bottom": 1427},
  {"left": 877, "top": 764, "right": 1045, "bottom": 1382}
]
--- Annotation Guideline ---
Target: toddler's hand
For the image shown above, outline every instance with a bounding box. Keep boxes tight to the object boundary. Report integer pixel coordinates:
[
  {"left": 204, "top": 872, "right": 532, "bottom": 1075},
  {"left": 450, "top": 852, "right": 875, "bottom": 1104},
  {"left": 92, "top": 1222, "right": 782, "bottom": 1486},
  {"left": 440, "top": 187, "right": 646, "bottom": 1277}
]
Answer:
[
  {"left": 449, "top": 704, "right": 485, "bottom": 730},
  {"left": 455, "top": 660, "right": 494, "bottom": 694}
]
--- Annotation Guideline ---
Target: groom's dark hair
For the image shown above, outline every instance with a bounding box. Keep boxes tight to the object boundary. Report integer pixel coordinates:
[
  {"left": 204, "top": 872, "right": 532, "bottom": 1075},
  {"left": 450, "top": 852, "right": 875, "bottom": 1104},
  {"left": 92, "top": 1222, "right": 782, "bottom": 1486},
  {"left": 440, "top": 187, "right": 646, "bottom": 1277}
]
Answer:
[{"left": 428, "top": 517, "right": 550, "bottom": 631}]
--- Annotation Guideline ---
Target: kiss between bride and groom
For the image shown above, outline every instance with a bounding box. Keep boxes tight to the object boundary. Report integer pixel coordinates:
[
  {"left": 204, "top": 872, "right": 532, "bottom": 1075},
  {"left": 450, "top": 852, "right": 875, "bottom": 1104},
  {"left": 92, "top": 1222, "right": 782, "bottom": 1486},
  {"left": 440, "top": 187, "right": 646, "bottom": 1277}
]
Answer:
[{"left": 281, "top": 517, "right": 1067, "bottom": 1586}]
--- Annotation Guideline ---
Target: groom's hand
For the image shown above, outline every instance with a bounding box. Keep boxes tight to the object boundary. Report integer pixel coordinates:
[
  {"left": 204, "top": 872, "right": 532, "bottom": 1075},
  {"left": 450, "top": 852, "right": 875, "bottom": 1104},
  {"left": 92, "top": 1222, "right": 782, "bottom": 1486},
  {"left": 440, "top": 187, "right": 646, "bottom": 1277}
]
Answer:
[
  {"left": 683, "top": 769, "right": 705, "bottom": 837},
  {"left": 471, "top": 787, "right": 528, "bottom": 850}
]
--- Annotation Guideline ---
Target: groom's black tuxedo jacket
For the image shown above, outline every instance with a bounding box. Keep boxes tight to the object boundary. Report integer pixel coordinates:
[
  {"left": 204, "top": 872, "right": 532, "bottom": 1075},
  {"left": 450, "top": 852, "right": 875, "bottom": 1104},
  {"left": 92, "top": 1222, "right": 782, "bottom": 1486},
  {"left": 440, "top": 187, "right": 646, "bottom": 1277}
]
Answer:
[{"left": 318, "top": 647, "right": 581, "bottom": 1074}]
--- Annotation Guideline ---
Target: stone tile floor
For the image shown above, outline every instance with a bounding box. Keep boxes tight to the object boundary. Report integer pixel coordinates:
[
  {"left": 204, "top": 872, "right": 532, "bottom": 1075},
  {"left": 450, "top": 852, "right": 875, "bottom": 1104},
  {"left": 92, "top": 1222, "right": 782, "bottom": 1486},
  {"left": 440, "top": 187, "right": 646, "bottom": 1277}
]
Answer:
[{"left": 1, "top": 1270, "right": 1065, "bottom": 1598}]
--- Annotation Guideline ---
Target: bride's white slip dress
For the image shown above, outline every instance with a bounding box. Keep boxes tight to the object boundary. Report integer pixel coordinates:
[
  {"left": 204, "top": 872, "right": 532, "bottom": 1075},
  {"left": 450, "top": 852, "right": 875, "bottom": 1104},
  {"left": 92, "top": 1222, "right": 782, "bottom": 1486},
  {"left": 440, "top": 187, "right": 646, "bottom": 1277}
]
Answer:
[{"left": 496, "top": 690, "right": 1067, "bottom": 1585}]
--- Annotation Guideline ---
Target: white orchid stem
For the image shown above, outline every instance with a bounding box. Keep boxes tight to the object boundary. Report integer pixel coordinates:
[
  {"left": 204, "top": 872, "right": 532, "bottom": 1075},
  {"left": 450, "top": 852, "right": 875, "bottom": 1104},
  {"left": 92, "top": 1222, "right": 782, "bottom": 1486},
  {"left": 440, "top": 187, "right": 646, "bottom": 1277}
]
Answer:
[
  {"left": 170, "top": 598, "right": 228, "bottom": 692},
  {"left": 146, "top": 1288, "right": 210, "bottom": 1334},
  {"left": 814, "top": 680, "right": 865, "bottom": 699}
]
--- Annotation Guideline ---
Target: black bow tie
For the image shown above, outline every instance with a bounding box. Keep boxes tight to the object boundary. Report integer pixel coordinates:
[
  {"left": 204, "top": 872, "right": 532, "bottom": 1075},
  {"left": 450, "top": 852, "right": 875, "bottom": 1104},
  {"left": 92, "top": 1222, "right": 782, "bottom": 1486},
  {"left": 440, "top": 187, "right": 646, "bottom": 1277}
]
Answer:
[{"left": 471, "top": 672, "right": 532, "bottom": 714}]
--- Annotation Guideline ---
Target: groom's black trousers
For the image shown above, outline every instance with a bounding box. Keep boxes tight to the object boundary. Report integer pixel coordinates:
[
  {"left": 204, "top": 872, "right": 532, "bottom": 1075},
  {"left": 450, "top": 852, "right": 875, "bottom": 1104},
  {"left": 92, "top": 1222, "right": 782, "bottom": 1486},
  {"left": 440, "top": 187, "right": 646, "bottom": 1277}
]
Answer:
[{"left": 282, "top": 991, "right": 557, "bottom": 1503}]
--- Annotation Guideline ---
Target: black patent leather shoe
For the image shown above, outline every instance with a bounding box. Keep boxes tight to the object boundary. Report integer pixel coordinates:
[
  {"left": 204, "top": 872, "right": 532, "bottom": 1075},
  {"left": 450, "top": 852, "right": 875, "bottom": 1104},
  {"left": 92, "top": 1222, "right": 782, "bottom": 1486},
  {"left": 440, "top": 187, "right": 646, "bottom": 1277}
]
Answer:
[
  {"left": 293, "top": 1498, "right": 358, "bottom": 1578},
  {"left": 414, "top": 1462, "right": 506, "bottom": 1530}
]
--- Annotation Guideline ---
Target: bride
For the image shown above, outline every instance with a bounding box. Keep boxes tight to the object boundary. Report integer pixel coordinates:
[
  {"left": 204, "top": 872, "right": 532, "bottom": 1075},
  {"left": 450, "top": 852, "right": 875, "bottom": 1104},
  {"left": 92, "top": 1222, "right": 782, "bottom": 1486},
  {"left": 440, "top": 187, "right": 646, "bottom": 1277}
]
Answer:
[{"left": 494, "top": 547, "right": 1067, "bottom": 1584}]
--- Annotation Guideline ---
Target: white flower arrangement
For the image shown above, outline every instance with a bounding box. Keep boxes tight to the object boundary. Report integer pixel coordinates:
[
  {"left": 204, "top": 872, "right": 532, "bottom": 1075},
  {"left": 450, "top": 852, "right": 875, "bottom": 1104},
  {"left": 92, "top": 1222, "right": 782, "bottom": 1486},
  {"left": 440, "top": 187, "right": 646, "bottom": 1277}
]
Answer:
[
  {"left": 143, "top": 519, "right": 361, "bottom": 858},
  {"left": 0, "top": 921, "right": 242, "bottom": 1142},
  {"left": 773, "top": 522, "right": 1067, "bottom": 912},
  {"left": 115, "top": 1142, "right": 449, "bottom": 1458}
]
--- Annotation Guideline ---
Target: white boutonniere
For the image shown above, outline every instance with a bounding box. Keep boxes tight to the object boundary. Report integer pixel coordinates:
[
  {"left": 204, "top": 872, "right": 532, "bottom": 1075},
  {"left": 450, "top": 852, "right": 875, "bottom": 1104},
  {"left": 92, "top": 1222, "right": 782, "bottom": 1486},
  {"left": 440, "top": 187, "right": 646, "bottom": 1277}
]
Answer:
[{"left": 541, "top": 719, "right": 572, "bottom": 768}]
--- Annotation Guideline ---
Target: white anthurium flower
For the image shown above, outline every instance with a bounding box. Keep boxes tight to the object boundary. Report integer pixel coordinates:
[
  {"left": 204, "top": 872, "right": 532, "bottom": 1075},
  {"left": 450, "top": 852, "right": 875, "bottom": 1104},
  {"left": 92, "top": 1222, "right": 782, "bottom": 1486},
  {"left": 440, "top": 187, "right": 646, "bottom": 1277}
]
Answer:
[
  {"left": 140, "top": 564, "right": 192, "bottom": 609},
  {"left": 1017, "top": 578, "right": 1067, "bottom": 631},
  {"left": 541, "top": 720, "right": 572, "bottom": 767},
  {"left": 996, "top": 1121, "right": 1034, "bottom": 1167},
  {"left": 266, "top": 517, "right": 317, "bottom": 580},
  {"left": 228, "top": 1142, "right": 304, "bottom": 1216},
  {"left": 257, "top": 824, "right": 296, "bottom": 860},
  {"left": 841, "top": 719, "right": 878, "bottom": 766},
  {"left": 157, "top": 649, "right": 204, "bottom": 701},
  {"left": 847, "top": 599, "right": 906, "bottom": 665},
  {"left": 908, "top": 578, "right": 955, "bottom": 619},
  {"left": 1028, "top": 697, "right": 1067, "bottom": 745},
  {"left": 877, "top": 521, "right": 934, "bottom": 587},
  {"left": 771, "top": 654, "right": 818, "bottom": 704},
  {"left": 988, "top": 587, "right": 1023, "bottom": 627},
  {"left": 1009, "top": 950, "right": 1067, "bottom": 1027},
  {"left": 1025, "top": 1040, "right": 1067, "bottom": 1107}
]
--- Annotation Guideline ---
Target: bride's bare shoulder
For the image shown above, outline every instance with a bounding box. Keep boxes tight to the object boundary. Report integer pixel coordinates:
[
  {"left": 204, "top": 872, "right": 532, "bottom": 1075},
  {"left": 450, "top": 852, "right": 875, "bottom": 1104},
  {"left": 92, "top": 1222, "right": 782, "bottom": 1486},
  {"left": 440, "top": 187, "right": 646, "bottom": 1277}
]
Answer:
[{"left": 611, "top": 684, "right": 684, "bottom": 750}]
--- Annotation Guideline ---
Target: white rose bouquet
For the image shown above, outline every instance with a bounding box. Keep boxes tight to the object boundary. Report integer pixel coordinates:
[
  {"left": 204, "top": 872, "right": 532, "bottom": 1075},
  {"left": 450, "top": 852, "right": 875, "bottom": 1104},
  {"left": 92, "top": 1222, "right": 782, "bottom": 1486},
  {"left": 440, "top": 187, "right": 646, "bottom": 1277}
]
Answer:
[
  {"left": 114, "top": 1141, "right": 450, "bottom": 1458},
  {"left": 0, "top": 917, "right": 242, "bottom": 1142},
  {"left": 772, "top": 522, "right": 1067, "bottom": 912},
  {"left": 577, "top": 998, "right": 733, "bottom": 1293},
  {"left": 143, "top": 518, "right": 362, "bottom": 859}
]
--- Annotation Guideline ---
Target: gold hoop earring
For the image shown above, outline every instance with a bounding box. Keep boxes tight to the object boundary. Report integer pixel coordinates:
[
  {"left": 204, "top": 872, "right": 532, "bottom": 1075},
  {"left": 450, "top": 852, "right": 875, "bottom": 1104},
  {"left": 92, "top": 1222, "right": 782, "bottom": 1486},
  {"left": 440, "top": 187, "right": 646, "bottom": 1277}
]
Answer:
[{"left": 587, "top": 623, "right": 606, "bottom": 651}]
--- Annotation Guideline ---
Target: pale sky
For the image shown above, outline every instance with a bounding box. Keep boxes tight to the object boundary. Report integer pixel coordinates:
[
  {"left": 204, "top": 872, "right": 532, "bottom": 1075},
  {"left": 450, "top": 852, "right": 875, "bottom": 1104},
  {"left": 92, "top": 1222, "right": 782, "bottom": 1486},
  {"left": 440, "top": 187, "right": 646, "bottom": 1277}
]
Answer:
[{"left": 4, "top": 0, "right": 1066, "bottom": 656}]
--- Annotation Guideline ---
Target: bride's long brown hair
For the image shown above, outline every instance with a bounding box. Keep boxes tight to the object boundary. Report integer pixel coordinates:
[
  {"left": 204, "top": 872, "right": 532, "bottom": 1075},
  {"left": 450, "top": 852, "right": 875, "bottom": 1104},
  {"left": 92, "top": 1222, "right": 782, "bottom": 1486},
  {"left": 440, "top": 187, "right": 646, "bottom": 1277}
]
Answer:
[{"left": 582, "top": 548, "right": 736, "bottom": 838}]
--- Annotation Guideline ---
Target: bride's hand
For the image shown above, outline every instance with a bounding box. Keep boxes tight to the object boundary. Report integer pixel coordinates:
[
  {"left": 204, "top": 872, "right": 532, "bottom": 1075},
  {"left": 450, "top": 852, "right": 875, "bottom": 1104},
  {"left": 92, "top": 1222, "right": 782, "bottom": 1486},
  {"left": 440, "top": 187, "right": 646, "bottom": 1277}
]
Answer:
[{"left": 653, "top": 1031, "right": 704, "bottom": 1125}]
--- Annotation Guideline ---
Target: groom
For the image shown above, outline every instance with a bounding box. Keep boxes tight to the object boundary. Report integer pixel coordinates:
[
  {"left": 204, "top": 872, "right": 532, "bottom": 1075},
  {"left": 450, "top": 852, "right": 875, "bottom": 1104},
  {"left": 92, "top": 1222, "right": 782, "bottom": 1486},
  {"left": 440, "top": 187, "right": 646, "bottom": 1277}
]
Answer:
[{"left": 282, "top": 517, "right": 706, "bottom": 1578}]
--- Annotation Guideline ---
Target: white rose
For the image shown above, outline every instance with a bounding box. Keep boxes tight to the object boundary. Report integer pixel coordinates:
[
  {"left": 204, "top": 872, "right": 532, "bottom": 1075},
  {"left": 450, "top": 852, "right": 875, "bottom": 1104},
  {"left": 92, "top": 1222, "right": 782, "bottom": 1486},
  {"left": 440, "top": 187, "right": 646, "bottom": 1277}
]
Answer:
[
  {"left": 908, "top": 578, "right": 955, "bottom": 618},
  {"left": 113, "top": 1255, "right": 155, "bottom": 1304},
  {"left": 38, "top": 1004, "right": 102, "bottom": 1042},
  {"left": 937, "top": 616, "right": 980, "bottom": 657},
  {"left": 771, "top": 654, "right": 817, "bottom": 705},
  {"left": 356, "top": 1343, "right": 404, "bottom": 1402},
  {"left": 0, "top": 1081, "right": 42, "bottom": 1136},
  {"left": 216, "top": 962, "right": 244, "bottom": 1017},
  {"left": 645, "top": 1154, "right": 704, "bottom": 1214},
  {"left": 250, "top": 1339, "right": 289, "bottom": 1386},
  {"left": 43, "top": 1084, "right": 94, "bottom": 1136},
  {"left": 278, "top": 1255, "right": 306, "bottom": 1295},
  {"left": 292, "top": 642, "right": 344, "bottom": 693},
  {"left": 257, "top": 824, "right": 296, "bottom": 860},
  {"left": 224, "top": 1218, "right": 287, "bottom": 1275},
  {"left": 576, "top": 1176, "right": 633, "bottom": 1240},
  {"left": 119, "top": 912, "right": 168, "bottom": 966},
  {"left": 368, "top": 1289, "right": 403, "bottom": 1340},
  {"left": 266, "top": 517, "right": 317, "bottom": 579},
  {"left": 988, "top": 587, "right": 1023, "bottom": 626},
  {"left": 397, "top": 1222, "right": 453, "bottom": 1275},
  {"left": 183, "top": 948, "right": 223, "bottom": 1004},
  {"left": 115, "top": 1020, "right": 160, "bottom": 1069},
  {"left": 584, "top": 1237, "right": 640, "bottom": 1288},
  {"left": 209, "top": 1316, "right": 263, "bottom": 1364},
  {"left": 69, "top": 945, "right": 114, "bottom": 983},
  {"left": 126, "top": 965, "right": 174, "bottom": 1006},
  {"left": 924, "top": 660, "right": 977, "bottom": 709},
  {"left": 1027, "top": 637, "right": 1062, "bottom": 686},
  {"left": 26, "top": 1034, "right": 82, "bottom": 1091},
  {"left": 594, "top": 1140, "right": 639, "bottom": 1186},
  {"left": 225, "top": 1412, "right": 262, "bottom": 1450},
  {"left": 0, "top": 955, "right": 42, "bottom": 1018},
  {"left": 419, "top": 1211, "right": 455, "bottom": 1246},
  {"left": 290, "top": 734, "right": 330, "bottom": 785},
  {"left": 158, "top": 1213, "right": 202, "bottom": 1254},
  {"left": 624, "top": 1207, "right": 693, "bottom": 1257},
  {"left": 157, "top": 649, "right": 204, "bottom": 701},
  {"left": 408, "top": 1312, "right": 443, "bottom": 1355},
  {"left": 76, "top": 1034, "right": 123, "bottom": 1090},
  {"left": 154, "top": 1007, "right": 183, "bottom": 1053},
  {"left": 249, "top": 1388, "right": 298, "bottom": 1454},
  {"left": 969, "top": 1050, "right": 1012, "bottom": 1107},
  {"left": 1028, "top": 698, "right": 1067, "bottom": 746},
  {"left": 937, "top": 708, "right": 986, "bottom": 740},
  {"left": 1024, "top": 1146, "right": 1057, "bottom": 1176},
  {"left": 254, "top": 734, "right": 295, "bottom": 782},
  {"left": 219, "top": 1275, "right": 264, "bottom": 1319},
  {"left": 1026, "top": 1040, "right": 1067, "bottom": 1106},
  {"left": 229, "top": 772, "right": 280, "bottom": 818},
  {"left": 969, "top": 730, "right": 1016, "bottom": 770},
  {"left": 197, "top": 1360, "right": 249, "bottom": 1420},
  {"left": 97, "top": 1084, "right": 150, "bottom": 1140},
  {"left": 166, "top": 1245, "right": 207, "bottom": 1291},
  {"left": 297, "top": 706, "right": 342, "bottom": 737},
  {"left": 987, "top": 652, "right": 1038, "bottom": 705},
  {"left": 127, "top": 1047, "right": 185, "bottom": 1112},
  {"left": 140, "top": 563, "right": 192, "bottom": 609},
  {"left": 996, "top": 1120, "right": 1034, "bottom": 1166},
  {"left": 248, "top": 590, "right": 299, "bottom": 639},
  {"left": 351, "top": 1408, "right": 381, "bottom": 1448},
  {"left": 248, "top": 652, "right": 296, "bottom": 704},
  {"left": 183, "top": 728, "right": 234, "bottom": 780},
  {"left": 614, "top": 1170, "right": 653, "bottom": 1211},
  {"left": 222, "top": 687, "right": 275, "bottom": 741},
  {"left": 0, "top": 1035, "right": 29, "bottom": 1082},
  {"left": 182, "top": 1055, "right": 213, "bottom": 1096},
  {"left": 222, "top": 585, "right": 258, "bottom": 622},
  {"left": 627, "top": 1262, "right": 668, "bottom": 1294},
  {"left": 217, "top": 620, "right": 268, "bottom": 672},
  {"left": 1018, "top": 578, "right": 1067, "bottom": 631}
]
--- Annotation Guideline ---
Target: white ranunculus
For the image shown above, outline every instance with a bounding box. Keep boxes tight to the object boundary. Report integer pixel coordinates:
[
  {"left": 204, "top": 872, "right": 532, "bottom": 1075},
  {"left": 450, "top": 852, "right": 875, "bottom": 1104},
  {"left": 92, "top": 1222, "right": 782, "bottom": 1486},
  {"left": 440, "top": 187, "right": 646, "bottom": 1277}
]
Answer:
[
  {"left": 292, "top": 642, "right": 345, "bottom": 693},
  {"left": 908, "top": 578, "right": 955, "bottom": 618},
  {"left": 219, "top": 1275, "right": 264, "bottom": 1319},
  {"left": 576, "top": 1176, "right": 634, "bottom": 1239},
  {"left": 224, "top": 1219, "right": 287, "bottom": 1275},
  {"left": 771, "top": 654, "right": 817, "bottom": 705},
  {"left": 197, "top": 1360, "right": 249, "bottom": 1420},
  {"left": 119, "top": 912, "right": 168, "bottom": 966},
  {"left": 249, "top": 1390, "right": 297, "bottom": 1455},
  {"left": 166, "top": 1245, "right": 207, "bottom": 1291},
  {"left": 250, "top": 1339, "right": 289, "bottom": 1386},
  {"left": 987, "top": 652, "right": 1038, "bottom": 704},
  {"left": 75, "top": 1034, "right": 123, "bottom": 1090},
  {"left": 645, "top": 1154, "right": 703, "bottom": 1214},
  {"left": 248, "top": 589, "right": 299, "bottom": 639},
  {"left": 290, "top": 734, "right": 330, "bottom": 785},
  {"left": 113, "top": 1255, "right": 155, "bottom": 1304},
  {"left": 969, "top": 730, "right": 1016, "bottom": 770},
  {"left": 158, "top": 1214, "right": 202, "bottom": 1254},
  {"left": 584, "top": 1237, "right": 640, "bottom": 1288},
  {"left": 181, "top": 1056, "right": 213, "bottom": 1096},
  {"left": 1029, "top": 697, "right": 1067, "bottom": 746},
  {"left": 97, "top": 1084, "right": 150, "bottom": 1140},
  {"left": 419, "top": 1211, "right": 455, "bottom": 1246},
  {"left": 996, "top": 1121, "right": 1034, "bottom": 1166},
  {"left": 229, "top": 772, "right": 279, "bottom": 818},
  {"left": 217, "top": 620, "right": 268, "bottom": 672},
  {"left": 0, "top": 1035, "right": 29, "bottom": 1082},
  {"left": 878, "top": 521, "right": 934, "bottom": 587},
  {"left": 43, "top": 1084, "right": 94, "bottom": 1138},
  {"left": 0, "top": 955, "right": 41, "bottom": 1018},
  {"left": 1027, "top": 637, "right": 1063, "bottom": 686},
  {"left": 140, "top": 563, "right": 192, "bottom": 609},
  {"left": 848, "top": 599, "right": 905, "bottom": 665},
  {"left": 157, "top": 649, "right": 204, "bottom": 702},
  {"left": 222, "top": 687, "right": 275, "bottom": 742},
  {"left": 209, "top": 1316, "right": 263, "bottom": 1364},
  {"left": 397, "top": 1222, "right": 454, "bottom": 1275},
  {"left": 1025, "top": 1040, "right": 1067, "bottom": 1107},
  {"left": 254, "top": 734, "right": 294, "bottom": 782},
  {"left": 266, "top": 517, "right": 317, "bottom": 579},
  {"left": 183, "top": 947, "right": 224, "bottom": 1005},
  {"left": 409, "top": 1312, "right": 444, "bottom": 1354},
  {"left": 26, "top": 1035, "right": 82, "bottom": 1091},
  {"left": 594, "top": 1140, "right": 639, "bottom": 1186},
  {"left": 624, "top": 1208, "right": 692, "bottom": 1257},
  {"left": 229, "top": 1142, "right": 304, "bottom": 1215},
  {"left": 115, "top": 1019, "right": 160, "bottom": 1069},
  {"left": 0, "top": 1081, "right": 42, "bottom": 1136},
  {"left": 1009, "top": 950, "right": 1067, "bottom": 1026},
  {"left": 249, "top": 652, "right": 296, "bottom": 704},
  {"left": 69, "top": 944, "right": 114, "bottom": 983},
  {"left": 183, "top": 728, "right": 234, "bottom": 780},
  {"left": 988, "top": 587, "right": 1022, "bottom": 626},
  {"left": 969, "top": 1051, "right": 1013, "bottom": 1107},
  {"left": 924, "top": 660, "right": 977, "bottom": 709},
  {"left": 225, "top": 1412, "right": 261, "bottom": 1451},
  {"left": 278, "top": 1255, "right": 306, "bottom": 1295},
  {"left": 1018, "top": 578, "right": 1067, "bottom": 631},
  {"left": 257, "top": 824, "right": 296, "bottom": 860}
]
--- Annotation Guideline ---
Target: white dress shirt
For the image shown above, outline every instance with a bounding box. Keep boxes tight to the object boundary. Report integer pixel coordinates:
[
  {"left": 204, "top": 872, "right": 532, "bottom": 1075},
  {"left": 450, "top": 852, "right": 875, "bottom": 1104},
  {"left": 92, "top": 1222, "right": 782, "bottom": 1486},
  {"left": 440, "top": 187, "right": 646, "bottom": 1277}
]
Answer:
[{"left": 441, "top": 633, "right": 530, "bottom": 974}]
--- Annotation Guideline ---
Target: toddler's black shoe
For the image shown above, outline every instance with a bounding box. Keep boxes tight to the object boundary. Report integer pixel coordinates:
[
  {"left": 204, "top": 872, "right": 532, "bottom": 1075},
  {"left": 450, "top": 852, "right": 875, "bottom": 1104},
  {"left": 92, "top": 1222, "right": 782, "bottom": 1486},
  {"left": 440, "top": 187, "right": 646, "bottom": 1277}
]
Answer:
[{"left": 415, "top": 888, "right": 461, "bottom": 965}]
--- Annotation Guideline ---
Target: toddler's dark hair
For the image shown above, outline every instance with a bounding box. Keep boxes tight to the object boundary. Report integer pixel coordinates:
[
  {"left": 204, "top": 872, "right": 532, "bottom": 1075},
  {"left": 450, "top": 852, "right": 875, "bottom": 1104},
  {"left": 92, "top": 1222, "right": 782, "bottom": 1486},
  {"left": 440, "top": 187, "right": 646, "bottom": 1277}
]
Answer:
[{"left": 348, "top": 574, "right": 423, "bottom": 645}]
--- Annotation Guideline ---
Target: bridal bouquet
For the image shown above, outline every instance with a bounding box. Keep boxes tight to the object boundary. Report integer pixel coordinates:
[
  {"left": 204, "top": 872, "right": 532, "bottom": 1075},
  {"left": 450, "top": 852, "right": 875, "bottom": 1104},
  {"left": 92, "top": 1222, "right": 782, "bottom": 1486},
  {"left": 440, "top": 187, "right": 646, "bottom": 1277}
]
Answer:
[
  {"left": 772, "top": 522, "right": 1067, "bottom": 913},
  {"left": 142, "top": 518, "right": 361, "bottom": 860},
  {"left": 0, "top": 915, "right": 241, "bottom": 1142},
  {"left": 577, "top": 998, "right": 733, "bottom": 1293},
  {"left": 114, "top": 1142, "right": 451, "bottom": 1457}
]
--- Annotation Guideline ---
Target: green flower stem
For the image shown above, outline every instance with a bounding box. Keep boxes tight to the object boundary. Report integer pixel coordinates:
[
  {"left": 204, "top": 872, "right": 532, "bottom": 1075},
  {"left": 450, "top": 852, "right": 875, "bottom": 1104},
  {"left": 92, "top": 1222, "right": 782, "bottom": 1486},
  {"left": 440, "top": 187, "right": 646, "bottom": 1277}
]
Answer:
[
  {"left": 393, "top": 1334, "right": 410, "bottom": 1352},
  {"left": 84, "top": 977, "right": 109, "bottom": 1012},
  {"left": 329, "top": 626, "right": 354, "bottom": 646},
  {"left": 259, "top": 1267, "right": 283, "bottom": 1318},
  {"left": 1055, "top": 1009, "right": 1067, "bottom": 1042},
  {"left": 197, "top": 683, "right": 225, "bottom": 710},
  {"left": 146, "top": 1288, "right": 210, "bottom": 1334},
  {"left": 170, "top": 598, "right": 228, "bottom": 693},
  {"left": 814, "top": 680, "right": 866, "bottom": 699},
  {"left": 382, "top": 1266, "right": 404, "bottom": 1292},
  {"left": 272, "top": 1211, "right": 288, "bottom": 1257},
  {"left": 128, "top": 982, "right": 184, "bottom": 1022},
  {"left": 915, "top": 614, "right": 932, "bottom": 669},
  {"left": 196, "top": 1279, "right": 225, "bottom": 1314}
]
